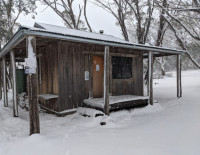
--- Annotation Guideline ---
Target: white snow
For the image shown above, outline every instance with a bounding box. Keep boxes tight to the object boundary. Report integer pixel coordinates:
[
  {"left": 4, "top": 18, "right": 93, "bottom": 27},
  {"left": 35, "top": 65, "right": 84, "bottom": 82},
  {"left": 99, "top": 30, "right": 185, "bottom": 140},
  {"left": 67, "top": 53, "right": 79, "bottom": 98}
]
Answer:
[
  {"left": 25, "top": 36, "right": 37, "bottom": 74},
  {"left": 38, "top": 94, "right": 58, "bottom": 100},
  {"left": 84, "top": 95, "right": 149, "bottom": 108},
  {"left": 32, "top": 22, "right": 130, "bottom": 44},
  {"left": 0, "top": 70, "right": 200, "bottom": 155}
]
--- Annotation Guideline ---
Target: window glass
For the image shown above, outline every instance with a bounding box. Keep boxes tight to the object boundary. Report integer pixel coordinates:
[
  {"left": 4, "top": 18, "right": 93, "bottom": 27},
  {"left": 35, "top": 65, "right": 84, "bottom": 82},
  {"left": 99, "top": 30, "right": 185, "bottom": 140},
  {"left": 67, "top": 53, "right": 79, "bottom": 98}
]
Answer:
[{"left": 112, "top": 56, "right": 132, "bottom": 79}]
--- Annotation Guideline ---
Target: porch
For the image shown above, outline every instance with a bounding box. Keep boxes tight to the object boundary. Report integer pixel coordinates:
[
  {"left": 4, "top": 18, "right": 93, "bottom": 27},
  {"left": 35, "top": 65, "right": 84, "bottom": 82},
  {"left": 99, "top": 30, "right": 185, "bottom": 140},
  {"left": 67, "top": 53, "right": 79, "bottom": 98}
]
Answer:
[{"left": 83, "top": 95, "right": 149, "bottom": 112}]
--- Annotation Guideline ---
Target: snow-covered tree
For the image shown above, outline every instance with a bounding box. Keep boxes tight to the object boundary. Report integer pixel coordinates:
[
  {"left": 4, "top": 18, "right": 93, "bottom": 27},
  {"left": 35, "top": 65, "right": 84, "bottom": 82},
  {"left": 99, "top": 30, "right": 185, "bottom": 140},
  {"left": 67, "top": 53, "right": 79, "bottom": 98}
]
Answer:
[{"left": 0, "top": 0, "right": 36, "bottom": 44}]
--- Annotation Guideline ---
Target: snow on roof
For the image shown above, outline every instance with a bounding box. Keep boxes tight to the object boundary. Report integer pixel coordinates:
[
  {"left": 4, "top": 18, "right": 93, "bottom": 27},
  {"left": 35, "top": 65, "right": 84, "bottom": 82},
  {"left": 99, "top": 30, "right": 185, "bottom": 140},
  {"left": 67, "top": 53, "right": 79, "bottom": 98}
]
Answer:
[
  {"left": 32, "top": 22, "right": 130, "bottom": 45},
  {"left": 19, "top": 22, "right": 183, "bottom": 54},
  {"left": 0, "top": 22, "right": 184, "bottom": 59}
]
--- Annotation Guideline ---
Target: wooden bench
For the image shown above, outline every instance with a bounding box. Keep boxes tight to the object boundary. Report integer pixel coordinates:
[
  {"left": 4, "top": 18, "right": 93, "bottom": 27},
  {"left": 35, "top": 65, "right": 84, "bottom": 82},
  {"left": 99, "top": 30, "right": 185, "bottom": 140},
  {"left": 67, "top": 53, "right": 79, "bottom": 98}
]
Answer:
[{"left": 38, "top": 94, "right": 59, "bottom": 112}]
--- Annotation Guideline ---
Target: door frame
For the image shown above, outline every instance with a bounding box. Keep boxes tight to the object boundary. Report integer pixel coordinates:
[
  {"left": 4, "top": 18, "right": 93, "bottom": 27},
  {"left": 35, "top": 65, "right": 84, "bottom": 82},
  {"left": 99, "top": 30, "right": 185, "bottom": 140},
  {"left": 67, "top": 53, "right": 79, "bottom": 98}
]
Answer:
[{"left": 92, "top": 55, "right": 104, "bottom": 98}]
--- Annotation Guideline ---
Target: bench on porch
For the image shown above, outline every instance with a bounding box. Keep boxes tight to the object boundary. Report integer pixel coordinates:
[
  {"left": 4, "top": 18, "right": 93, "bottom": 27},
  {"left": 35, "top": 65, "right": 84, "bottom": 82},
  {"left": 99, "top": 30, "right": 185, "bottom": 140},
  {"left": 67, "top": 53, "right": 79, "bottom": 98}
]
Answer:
[
  {"left": 83, "top": 95, "right": 149, "bottom": 112},
  {"left": 38, "top": 94, "right": 59, "bottom": 112}
]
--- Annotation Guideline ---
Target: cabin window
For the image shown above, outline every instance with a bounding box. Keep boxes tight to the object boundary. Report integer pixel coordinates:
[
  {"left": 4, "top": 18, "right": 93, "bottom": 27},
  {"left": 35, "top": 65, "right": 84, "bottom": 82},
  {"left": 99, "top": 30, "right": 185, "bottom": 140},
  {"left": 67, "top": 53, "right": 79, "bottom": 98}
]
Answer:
[{"left": 112, "top": 56, "right": 132, "bottom": 79}]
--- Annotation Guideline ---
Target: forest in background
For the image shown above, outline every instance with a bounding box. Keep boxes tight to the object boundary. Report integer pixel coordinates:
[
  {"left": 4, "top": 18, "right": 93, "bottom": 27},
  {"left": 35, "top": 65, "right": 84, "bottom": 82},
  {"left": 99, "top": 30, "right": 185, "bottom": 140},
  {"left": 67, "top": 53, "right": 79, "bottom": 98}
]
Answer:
[{"left": 0, "top": 0, "right": 200, "bottom": 76}]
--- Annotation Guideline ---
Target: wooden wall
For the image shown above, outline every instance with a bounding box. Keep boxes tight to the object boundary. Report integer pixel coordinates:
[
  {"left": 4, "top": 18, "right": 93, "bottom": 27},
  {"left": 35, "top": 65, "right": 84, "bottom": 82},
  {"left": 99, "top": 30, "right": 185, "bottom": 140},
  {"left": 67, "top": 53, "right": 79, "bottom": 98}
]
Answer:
[
  {"left": 111, "top": 55, "right": 144, "bottom": 96},
  {"left": 38, "top": 42, "right": 59, "bottom": 95},
  {"left": 58, "top": 42, "right": 85, "bottom": 111},
  {"left": 39, "top": 40, "right": 143, "bottom": 112},
  {"left": 110, "top": 49, "right": 144, "bottom": 96}
]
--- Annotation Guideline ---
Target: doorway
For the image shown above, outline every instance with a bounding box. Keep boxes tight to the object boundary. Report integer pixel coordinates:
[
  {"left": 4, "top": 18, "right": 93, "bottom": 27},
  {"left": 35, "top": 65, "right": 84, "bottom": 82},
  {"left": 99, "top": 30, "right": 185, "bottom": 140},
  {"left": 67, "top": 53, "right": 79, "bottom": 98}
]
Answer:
[{"left": 92, "top": 55, "right": 104, "bottom": 98}]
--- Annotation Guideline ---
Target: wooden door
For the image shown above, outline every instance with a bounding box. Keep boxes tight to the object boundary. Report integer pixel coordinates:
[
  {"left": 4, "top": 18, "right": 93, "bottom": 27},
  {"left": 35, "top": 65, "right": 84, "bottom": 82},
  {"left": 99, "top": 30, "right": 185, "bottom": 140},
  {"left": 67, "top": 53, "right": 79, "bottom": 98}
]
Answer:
[{"left": 92, "top": 55, "right": 104, "bottom": 98}]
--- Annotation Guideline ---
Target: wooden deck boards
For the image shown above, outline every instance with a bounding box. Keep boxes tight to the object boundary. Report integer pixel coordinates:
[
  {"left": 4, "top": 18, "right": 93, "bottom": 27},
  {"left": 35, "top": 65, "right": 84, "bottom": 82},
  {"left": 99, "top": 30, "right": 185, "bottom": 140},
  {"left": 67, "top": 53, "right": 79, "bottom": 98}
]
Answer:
[{"left": 83, "top": 95, "right": 149, "bottom": 111}]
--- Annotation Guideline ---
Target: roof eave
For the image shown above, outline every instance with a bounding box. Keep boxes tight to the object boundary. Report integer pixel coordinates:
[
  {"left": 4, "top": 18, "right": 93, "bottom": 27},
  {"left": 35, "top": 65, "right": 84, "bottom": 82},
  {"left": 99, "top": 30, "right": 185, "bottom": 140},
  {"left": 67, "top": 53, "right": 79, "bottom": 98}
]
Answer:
[
  {"left": 23, "top": 29, "right": 185, "bottom": 55},
  {"left": 0, "top": 29, "right": 27, "bottom": 58},
  {"left": 0, "top": 29, "right": 186, "bottom": 58}
]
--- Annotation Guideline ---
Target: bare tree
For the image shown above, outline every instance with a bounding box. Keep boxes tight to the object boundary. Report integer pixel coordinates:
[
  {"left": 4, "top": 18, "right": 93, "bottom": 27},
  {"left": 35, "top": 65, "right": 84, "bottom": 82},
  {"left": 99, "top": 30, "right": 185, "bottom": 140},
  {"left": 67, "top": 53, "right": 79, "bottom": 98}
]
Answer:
[
  {"left": 163, "top": 14, "right": 200, "bottom": 69},
  {"left": 125, "top": 0, "right": 155, "bottom": 44},
  {"left": 41, "top": 0, "right": 92, "bottom": 31},
  {"left": 84, "top": 0, "right": 92, "bottom": 32},
  {"left": 94, "top": 0, "right": 130, "bottom": 41},
  {"left": 155, "top": 0, "right": 200, "bottom": 69},
  {"left": 154, "top": 0, "right": 168, "bottom": 76}
]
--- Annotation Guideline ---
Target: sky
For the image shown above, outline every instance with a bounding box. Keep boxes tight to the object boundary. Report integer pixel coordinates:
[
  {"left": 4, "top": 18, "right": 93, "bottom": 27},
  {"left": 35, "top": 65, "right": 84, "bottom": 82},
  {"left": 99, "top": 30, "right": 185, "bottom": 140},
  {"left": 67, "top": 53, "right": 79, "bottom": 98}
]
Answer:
[{"left": 16, "top": 1, "right": 123, "bottom": 39}]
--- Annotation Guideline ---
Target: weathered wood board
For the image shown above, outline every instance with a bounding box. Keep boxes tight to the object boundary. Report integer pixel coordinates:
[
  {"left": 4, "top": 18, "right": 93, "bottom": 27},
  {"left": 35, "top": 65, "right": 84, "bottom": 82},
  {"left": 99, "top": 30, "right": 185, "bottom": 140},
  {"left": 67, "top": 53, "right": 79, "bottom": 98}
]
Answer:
[{"left": 38, "top": 40, "right": 144, "bottom": 112}]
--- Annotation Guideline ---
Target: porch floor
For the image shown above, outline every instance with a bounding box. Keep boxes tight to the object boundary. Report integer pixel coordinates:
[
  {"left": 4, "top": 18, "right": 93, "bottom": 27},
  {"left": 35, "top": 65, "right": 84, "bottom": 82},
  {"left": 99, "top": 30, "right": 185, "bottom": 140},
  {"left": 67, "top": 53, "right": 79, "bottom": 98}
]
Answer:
[{"left": 83, "top": 95, "right": 149, "bottom": 111}]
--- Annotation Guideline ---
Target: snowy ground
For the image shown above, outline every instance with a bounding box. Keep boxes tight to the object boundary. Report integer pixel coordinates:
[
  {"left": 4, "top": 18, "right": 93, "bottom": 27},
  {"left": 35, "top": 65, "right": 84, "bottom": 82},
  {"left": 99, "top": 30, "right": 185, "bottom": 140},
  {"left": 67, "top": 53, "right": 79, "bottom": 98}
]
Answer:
[{"left": 0, "top": 70, "right": 200, "bottom": 155}]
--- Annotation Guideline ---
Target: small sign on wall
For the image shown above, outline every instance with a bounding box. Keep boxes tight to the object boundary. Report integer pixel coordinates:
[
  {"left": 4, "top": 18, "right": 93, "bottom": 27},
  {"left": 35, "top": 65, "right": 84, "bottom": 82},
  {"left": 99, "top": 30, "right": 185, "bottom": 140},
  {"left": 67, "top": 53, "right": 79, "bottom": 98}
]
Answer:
[
  {"left": 85, "top": 71, "right": 89, "bottom": 80},
  {"left": 96, "top": 64, "right": 100, "bottom": 71},
  {"left": 25, "top": 66, "right": 36, "bottom": 74}
]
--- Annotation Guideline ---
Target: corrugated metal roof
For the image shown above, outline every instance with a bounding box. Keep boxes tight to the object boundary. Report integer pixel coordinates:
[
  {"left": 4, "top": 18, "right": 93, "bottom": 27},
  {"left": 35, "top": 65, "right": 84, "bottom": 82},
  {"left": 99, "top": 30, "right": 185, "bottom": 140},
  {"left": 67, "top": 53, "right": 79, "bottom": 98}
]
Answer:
[
  {"left": 34, "top": 22, "right": 130, "bottom": 44},
  {"left": 31, "top": 23, "right": 186, "bottom": 53},
  {"left": 0, "top": 22, "right": 186, "bottom": 58}
]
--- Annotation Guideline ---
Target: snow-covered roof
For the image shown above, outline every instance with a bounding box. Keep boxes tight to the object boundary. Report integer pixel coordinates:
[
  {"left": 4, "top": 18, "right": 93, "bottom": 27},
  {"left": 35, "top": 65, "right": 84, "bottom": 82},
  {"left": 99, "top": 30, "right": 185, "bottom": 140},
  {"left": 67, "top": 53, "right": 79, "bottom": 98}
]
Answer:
[
  {"left": 33, "top": 22, "right": 129, "bottom": 45},
  {"left": 0, "top": 22, "right": 186, "bottom": 58}
]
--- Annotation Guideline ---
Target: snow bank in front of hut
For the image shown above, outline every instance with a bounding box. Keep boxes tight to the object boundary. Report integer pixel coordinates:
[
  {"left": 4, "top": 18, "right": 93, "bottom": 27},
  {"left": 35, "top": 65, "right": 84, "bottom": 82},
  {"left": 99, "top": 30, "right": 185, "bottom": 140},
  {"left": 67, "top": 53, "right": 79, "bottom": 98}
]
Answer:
[
  {"left": 0, "top": 70, "right": 200, "bottom": 155},
  {"left": 76, "top": 107, "right": 104, "bottom": 117}
]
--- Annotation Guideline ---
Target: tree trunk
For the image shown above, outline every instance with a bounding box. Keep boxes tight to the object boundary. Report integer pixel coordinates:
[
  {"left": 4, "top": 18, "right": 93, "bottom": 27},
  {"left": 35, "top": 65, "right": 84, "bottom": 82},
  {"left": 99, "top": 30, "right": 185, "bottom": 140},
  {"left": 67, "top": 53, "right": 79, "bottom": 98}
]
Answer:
[
  {"left": 26, "top": 36, "right": 40, "bottom": 135},
  {"left": 0, "top": 42, "right": 2, "bottom": 100},
  {"left": 2, "top": 57, "right": 8, "bottom": 107},
  {"left": 10, "top": 50, "right": 18, "bottom": 117},
  {"left": 103, "top": 46, "right": 110, "bottom": 115},
  {"left": 148, "top": 52, "right": 154, "bottom": 105},
  {"left": 161, "top": 68, "right": 166, "bottom": 76}
]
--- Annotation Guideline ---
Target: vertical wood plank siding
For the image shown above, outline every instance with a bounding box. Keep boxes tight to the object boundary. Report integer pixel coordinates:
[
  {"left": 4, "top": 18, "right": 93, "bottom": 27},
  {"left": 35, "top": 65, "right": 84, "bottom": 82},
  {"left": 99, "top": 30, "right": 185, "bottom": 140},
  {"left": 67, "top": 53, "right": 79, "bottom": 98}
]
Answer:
[
  {"left": 58, "top": 42, "right": 86, "bottom": 111},
  {"left": 40, "top": 41, "right": 144, "bottom": 112},
  {"left": 38, "top": 42, "right": 59, "bottom": 111},
  {"left": 111, "top": 54, "right": 143, "bottom": 96},
  {"left": 39, "top": 42, "right": 59, "bottom": 95}
]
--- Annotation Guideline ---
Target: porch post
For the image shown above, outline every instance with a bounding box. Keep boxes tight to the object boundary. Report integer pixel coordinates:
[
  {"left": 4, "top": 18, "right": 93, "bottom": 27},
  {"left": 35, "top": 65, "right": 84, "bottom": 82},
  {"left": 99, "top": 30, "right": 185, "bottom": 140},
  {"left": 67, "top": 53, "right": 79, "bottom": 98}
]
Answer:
[
  {"left": 26, "top": 36, "right": 40, "bottom": 135},
  {"left": 0, "top": 62, "right": 2, "bottom": 100},
  {"left": 104, "top": 46, "right": 110, "bottom": 115},
  {"left": 177, "top": 54, "right": 182, "bottom": 98},
  {"left": 0, "top": 44, "right": 2, "bottom": 100},
  {"left": 148, "top": 51, "right": 153, "bottom": 105},
  {"left": 10, "top": 50, "right": 18, "bottom": 117},
  {"left": 2, "top": 56, "right": 8, "bottom": 107}
]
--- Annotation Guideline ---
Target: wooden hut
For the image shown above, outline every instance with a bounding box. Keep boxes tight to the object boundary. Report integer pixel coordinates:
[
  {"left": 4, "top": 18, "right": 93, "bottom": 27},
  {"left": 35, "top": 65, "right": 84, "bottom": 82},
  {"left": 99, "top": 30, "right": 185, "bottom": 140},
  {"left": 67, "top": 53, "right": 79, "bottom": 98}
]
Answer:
[{"left": 0, "top": 23, "right": 185, "bottom": 134}]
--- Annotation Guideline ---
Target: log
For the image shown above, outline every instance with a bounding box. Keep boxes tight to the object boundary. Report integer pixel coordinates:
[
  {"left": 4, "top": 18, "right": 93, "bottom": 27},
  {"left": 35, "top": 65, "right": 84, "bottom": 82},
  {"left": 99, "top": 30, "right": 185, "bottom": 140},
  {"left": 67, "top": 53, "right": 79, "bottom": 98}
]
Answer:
[
  {"left": 10, "top": 50, "right": 18, "bottom": 117},
  {"left": 0, "top": 44, "right": 2, "bottom": 100},
  {"left": 26, "top": 36, "right": 40, "bottom": 135},
  {"left": 0, "top": 62, "right": 2, "bottom": 100},
  {"left": 2, "top": 57, "right": 8, "bottom": 107},
  {"left": 148, "top": 52, "right": 154, "bottom": 105},
  {"left": 103, "top": 46, "right": 110, "bottom": 115},
  {"left": 177, "top": 55, "right": 182, "bottom": 98}
]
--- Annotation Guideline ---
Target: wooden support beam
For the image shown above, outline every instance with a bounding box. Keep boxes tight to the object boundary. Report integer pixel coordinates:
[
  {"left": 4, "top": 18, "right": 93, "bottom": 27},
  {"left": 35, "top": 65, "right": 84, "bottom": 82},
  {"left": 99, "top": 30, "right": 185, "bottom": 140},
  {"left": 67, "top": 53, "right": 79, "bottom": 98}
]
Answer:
[
  {"left": 10, "top": 50, "right": 18, "bottom": 117},
  {"left": 103, "top": 46, "right": 110, "bottom": 115},
  {"left": 177, "top": 55, "right": 182, "bottom": 98},
  {"left": 26, "top": 36, "right": 40, "bottom": 135},
  {"left": 2, "top": 57, "right": 8, "bottom": 107},
  {"left": 148, "top": 52, "right": 154, "bottom": 105},
  {"left": 0, "top": 62, "right": 2, "bottom": 100},
  {"left": 0, "top": 45, "right": 2, "bottom": 100},
  {"left": 89, "top": 54, "right": 93, "bottom": 98}
]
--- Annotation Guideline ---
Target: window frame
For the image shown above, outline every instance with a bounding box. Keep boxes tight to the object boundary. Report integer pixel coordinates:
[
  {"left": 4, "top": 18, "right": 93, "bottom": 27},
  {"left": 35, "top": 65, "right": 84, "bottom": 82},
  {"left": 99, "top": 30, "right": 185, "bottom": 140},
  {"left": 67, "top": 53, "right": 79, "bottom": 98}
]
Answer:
[{"left": 112, "top": 56, "right": 133, "bottom": 80}]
